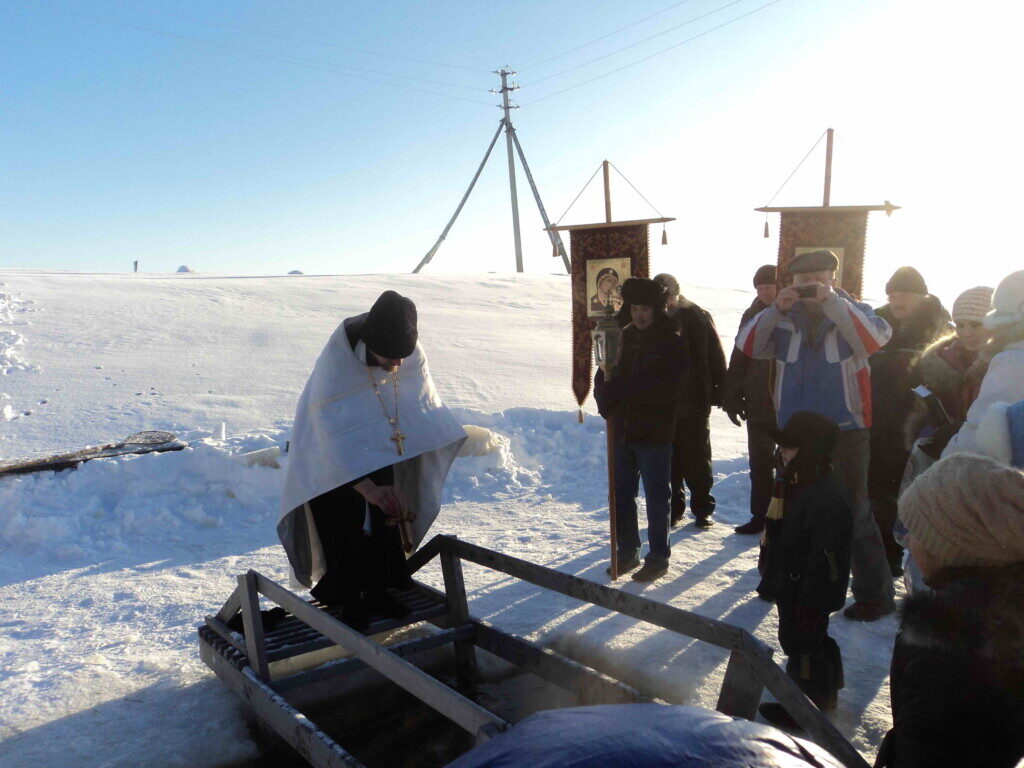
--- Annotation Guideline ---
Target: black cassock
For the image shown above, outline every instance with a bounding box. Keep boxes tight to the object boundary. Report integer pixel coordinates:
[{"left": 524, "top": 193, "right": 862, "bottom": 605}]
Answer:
[{"left": 306, "top": 462, "right": 413, "bottom": 609}]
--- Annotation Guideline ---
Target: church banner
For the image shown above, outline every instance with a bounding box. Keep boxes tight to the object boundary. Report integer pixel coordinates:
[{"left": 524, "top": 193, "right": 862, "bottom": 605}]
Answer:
[{"left": 569, "top": 224, "right": 649, "bottom": 416}]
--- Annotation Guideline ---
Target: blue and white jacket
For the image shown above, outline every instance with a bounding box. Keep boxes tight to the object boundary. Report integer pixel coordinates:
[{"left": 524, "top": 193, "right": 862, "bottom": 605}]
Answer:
[{"left": 736, "top": 290, "right": 892, "bottom": 431}]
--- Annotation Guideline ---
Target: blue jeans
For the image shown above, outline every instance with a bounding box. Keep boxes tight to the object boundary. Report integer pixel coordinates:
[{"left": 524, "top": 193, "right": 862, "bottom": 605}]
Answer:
[{"left": 613, "top": 443, "right": 673, "bottom": 565}]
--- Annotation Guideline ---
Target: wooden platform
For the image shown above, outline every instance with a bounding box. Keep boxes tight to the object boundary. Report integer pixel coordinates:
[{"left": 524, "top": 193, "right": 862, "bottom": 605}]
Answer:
[{"left": 199, "top": 535, "right": 870, "bottom": 768}]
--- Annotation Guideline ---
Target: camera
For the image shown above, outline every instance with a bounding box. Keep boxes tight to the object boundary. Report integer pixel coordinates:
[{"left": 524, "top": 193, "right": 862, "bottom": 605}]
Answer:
[{"left": 795, "top": 284, "right": 819, "bottom": 299}]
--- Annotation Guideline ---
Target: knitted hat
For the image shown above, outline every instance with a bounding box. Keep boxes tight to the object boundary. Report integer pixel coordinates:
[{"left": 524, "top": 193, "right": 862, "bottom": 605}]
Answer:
[
  {"left": 951, "top": 286, "right": 994, "bottom": 323},
  {"left": 899, "top": 452, "right": 1024, "bottom": 569},
  {"left": 363, "top": 290, "right": 418, "bottom": 359},
  {"left": 885, "top": 266, "right": 928, "bottom": 295},
  {"left": 985, "top": 269, "right": 1024, "bottom": 329},
  {"left": 620, "top": 277, "right": 668, "bottom": 308},
  {"left": 752, "top": 264, "right": 776, "bottom": 287},
  {"left": 787, "top": 250, "right": 838, "bottom": 275},
  {"left": 652, "top": 273, "right": 680, "bottom": 297}
]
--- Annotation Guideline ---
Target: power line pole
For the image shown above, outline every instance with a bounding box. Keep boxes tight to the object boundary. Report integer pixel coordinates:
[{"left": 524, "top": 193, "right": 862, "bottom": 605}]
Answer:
[
  {"left": 413, "top": 66, "right": 568, "bottom": 274},
  {"left": 497, "top": 67, "right": 524, "bottom": 272}
]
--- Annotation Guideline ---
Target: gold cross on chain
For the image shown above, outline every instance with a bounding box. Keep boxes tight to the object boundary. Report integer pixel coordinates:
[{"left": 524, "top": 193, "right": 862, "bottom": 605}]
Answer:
[{"left": 391, "top": 429, "right": 407, "bottom": 456}]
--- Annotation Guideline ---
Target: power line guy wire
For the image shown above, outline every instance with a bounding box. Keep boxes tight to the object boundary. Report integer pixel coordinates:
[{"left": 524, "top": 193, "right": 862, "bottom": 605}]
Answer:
[
  {"left": 525, "top": 0, "right": 748, "bottom": 87},
  {"left": 524, "top": 0, "right": 784, "bottom": 106},
  {"left": 521, "top": 0, "right": 698, "bottom": 71}
]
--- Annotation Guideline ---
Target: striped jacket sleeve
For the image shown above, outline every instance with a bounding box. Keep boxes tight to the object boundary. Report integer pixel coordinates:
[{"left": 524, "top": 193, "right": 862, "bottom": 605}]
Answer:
[
  {"left": 821, "top": 291, "right": 892, "bottom": 359},
  {"left": 735, "top": 303, "right": 783, "bottom": 360}
]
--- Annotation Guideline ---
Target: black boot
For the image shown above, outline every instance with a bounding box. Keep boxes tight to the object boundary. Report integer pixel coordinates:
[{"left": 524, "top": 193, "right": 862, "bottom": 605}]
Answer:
[{"left": 734, "top": 516, "right": 766, "bottom": 535}]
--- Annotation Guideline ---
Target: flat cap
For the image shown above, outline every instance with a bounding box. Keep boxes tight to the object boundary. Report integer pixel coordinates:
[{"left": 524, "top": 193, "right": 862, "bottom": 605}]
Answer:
[{"left": 787, "top": 249, "right": 839, "bottom": 275}]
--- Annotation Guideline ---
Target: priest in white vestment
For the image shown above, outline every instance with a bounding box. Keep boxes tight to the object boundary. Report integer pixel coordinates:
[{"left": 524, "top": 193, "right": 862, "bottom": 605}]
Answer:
[{"left": 278, "top": 290, "right": 466, "bottom": 629}]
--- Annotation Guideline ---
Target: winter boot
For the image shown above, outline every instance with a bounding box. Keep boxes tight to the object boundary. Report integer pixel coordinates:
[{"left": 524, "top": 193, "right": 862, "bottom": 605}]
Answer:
[
  {"left": 631, "top": 560, "right": 669, "bottom": 582},
  {"left": 734, "top": 516, "right": 766, "bottom": 535}
]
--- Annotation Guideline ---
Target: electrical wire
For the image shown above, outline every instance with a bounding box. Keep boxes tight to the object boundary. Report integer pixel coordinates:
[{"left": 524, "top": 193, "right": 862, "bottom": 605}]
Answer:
[
  {"left": 524, "top": 0, "right": 783, "bottom": 106},
  {"left": 110, "top": 1, "right": 489, "bottom": 73},
  {"left": 21, "top": 0, "right": 493, "bottom": 100},
  {"left": 520, "top": 0, "right": 698, "bottom": 71},
  {"left": 525, "top": 0, "right": 748, "bottom": 87},
  {"left": 762, "top": 129, "right": 828, "bottom": 207}
]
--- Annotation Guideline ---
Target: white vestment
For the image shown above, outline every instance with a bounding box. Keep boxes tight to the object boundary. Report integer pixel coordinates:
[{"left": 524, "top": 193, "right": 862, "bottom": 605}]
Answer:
[{"left": 278, "top": 314, "right": 466, "bottom": 587}]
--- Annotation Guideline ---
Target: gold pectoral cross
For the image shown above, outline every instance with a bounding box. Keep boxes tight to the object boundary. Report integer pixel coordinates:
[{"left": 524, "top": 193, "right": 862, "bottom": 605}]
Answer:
[{"left": 391, "top": 429, "right": 406, "bottom": 456}]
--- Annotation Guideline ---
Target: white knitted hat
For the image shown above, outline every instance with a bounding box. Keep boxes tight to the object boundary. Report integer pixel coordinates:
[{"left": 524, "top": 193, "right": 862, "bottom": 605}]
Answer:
[
  {"left": 899, "top": 453, "right": 1024, "bottom": 569},
  {"left": 951, "top": 286, "right": 994, "bottom": 323}
]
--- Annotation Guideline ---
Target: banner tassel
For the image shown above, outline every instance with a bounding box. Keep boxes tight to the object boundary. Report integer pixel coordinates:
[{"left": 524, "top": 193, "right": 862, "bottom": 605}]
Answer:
[
  {"left": 763, "top": 219, "right": 770, "bottom": 239},
  {"left": 661, "top": 225, "right": 668, "bottom": 245},
  {"left": 578, "top": 408, "right": 585, "bottom": 424}
]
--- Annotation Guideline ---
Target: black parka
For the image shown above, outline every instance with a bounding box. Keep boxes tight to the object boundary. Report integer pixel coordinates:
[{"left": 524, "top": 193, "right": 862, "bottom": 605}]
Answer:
[
  {"left": 757, "top": 470, "right": 853, "bottom": 613},
  {"left": 594, "top": 316, "right": 689, "bottom": 446},
  {"left": 667, "top": 299, "right": 726, "bottom": 418},
  {"left": 722, "top": 299, "right": 775, "bottom": 424},
  {"left": 875, "top": 562, "right": 1024, "bottom": 768}
]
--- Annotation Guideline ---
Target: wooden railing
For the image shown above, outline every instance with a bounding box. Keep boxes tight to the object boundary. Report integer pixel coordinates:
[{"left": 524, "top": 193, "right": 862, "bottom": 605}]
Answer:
[
  {"left": 407, "top": 535, "right": 870, "bottom": 768},
  {"left": 212, "top": 534, "right": 869, "bottom": 768}
]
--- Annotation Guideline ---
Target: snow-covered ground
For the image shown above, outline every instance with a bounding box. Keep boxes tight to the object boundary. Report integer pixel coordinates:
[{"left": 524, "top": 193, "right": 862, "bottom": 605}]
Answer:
[{"left": 0, "top": 271, "right": 899, "bottom": 768}]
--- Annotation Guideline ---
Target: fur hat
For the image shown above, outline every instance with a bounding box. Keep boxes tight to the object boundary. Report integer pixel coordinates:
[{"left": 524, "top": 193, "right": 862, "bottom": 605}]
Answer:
[
  {"left": 652, "top": 273, "right": 680, "bottom": 297},
  {"left": 885, "top": 266, "right": 928, "bottom": 296},
  {"left": 951, "top": 286, "right": 994, "bottom": 323},
  {"left": 787, "top": 250, "right": 838, "bottom": 275},
  {"left": 899, "top": 452, "right": 1024, "bottom": 569},
  {"left": 753, "top": 264, "right": 776, "bottom": 287},
  {"left": 363, "top": 290, "right": 418, "bottom": 359},
  {"left": 985, "top": 269, "right": 1024, "bottom": 330},
  {"left": 620, "top": 277, "right": 668, "bottom": 309}
]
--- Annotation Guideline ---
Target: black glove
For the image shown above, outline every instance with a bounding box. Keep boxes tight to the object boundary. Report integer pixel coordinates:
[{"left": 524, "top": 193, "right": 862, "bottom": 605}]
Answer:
[{"left": 723, "top": 398, "right": 746, "bottom": 427}]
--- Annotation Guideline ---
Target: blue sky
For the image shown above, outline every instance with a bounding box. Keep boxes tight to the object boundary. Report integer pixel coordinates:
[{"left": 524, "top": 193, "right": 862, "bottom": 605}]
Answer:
[{"left": 3, "top": 0, "right": 1021, "bottom": 305}]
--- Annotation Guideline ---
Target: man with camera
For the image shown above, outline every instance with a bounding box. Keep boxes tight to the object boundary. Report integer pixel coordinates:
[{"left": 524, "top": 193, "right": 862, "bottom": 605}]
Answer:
[{"left": 736, "top": 249, "right": 896, "bottom": 621}]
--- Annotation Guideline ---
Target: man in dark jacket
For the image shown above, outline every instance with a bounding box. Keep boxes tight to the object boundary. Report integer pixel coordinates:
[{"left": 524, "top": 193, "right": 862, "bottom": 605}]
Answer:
[
  {"left": 868, "top": 266, "right": 952, "bottom": 576},
  {"left": 877, "top": 452, "right": 1024, "bottom": 768},
  {"left": 654, "top": 273, "right": 727, "bottom": 528},
  {"left": 757, "top": 411, "right": 853, "bottom": 730},
  {"left": 723, "top": 264, "right": 778, "bottom": 534},
  {"left": 594, "top": 278, "right": 689, "bottom": 582}
]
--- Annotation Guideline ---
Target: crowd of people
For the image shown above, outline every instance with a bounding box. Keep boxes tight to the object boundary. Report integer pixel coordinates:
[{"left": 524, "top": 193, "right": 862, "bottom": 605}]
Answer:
[
  {"left": 593, "top": 258, "right": 1024, "bottom": 767},
  {"left": 274, "top": 264, "right": 1024, "bottom": 768}
]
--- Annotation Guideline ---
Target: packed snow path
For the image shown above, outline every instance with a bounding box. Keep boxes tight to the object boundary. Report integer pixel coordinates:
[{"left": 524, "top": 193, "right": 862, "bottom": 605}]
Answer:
[{"left": 0, "top": 272, "right": 899, "bottom": 768}]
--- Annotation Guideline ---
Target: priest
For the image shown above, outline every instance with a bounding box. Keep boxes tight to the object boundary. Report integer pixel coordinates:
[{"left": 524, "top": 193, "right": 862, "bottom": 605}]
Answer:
[{"left": 278, "top": 290, "right": 466, "bottom": 630}]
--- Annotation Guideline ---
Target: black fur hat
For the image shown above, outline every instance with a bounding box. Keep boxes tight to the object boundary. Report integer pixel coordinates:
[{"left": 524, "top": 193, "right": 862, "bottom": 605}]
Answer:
[{"left": 620, "top": 277, "right": 668, "bottom": 308}]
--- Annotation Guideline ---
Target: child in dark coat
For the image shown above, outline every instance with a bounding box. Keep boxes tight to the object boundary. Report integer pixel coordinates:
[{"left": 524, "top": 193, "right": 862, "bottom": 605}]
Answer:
[{"left": 757, "top": 410, "right": 853, "bottom": 728}]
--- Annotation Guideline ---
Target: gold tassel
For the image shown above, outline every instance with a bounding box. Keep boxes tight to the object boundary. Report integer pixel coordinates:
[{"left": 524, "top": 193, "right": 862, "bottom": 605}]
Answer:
[
  {"left": 661, "top": 225, "right": 668, "bottom": 245},
  {"left": 766, "top": 495, "right": 784, "bottom": 520},
  {"left": 763, "top": 219, "right": 770, "bottom": 239},
  {"left": 578, "top": 408, "right": 584, "bottom": 424}
]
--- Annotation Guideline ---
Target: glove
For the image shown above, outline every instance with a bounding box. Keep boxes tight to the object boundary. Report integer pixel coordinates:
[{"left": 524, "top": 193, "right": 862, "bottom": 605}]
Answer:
[{"left": 724, "top": 404, "right": 746, "bottom": 427}]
